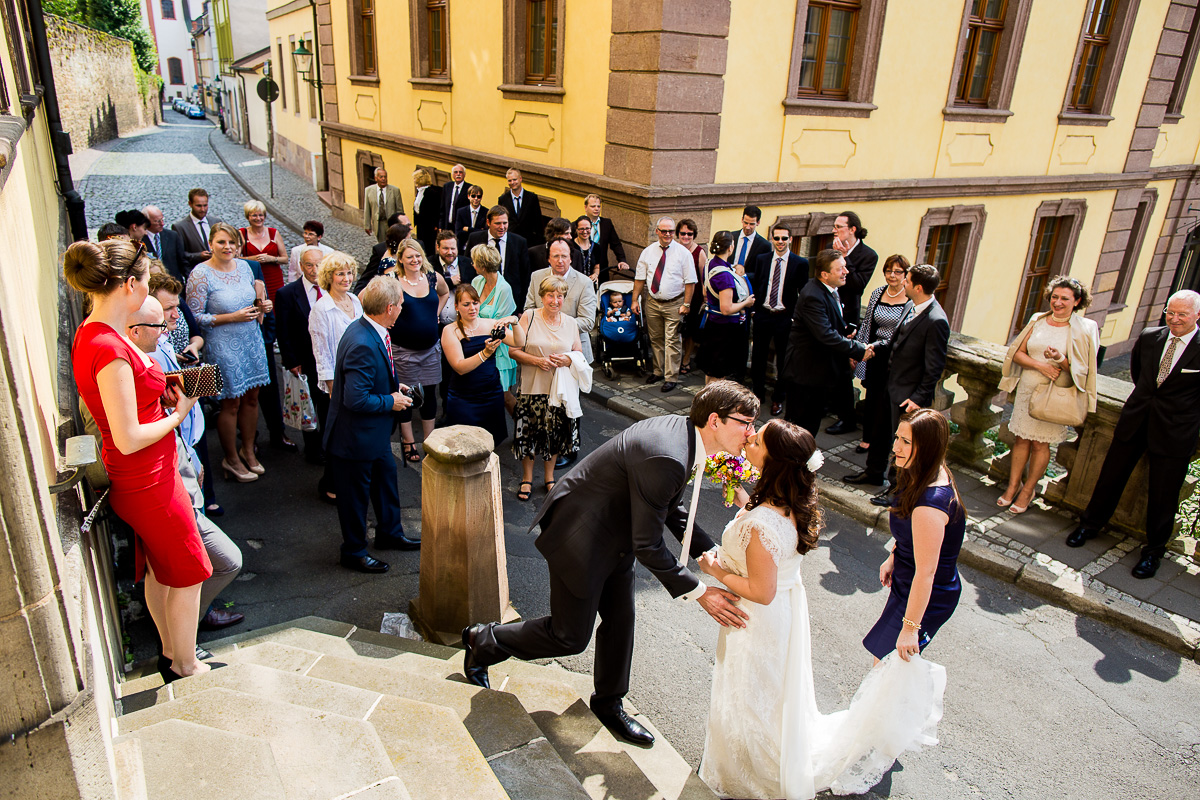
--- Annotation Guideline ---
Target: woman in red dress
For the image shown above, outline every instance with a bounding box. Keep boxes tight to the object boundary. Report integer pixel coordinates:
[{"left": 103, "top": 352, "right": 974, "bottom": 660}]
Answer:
[
  {"left": 67, "top": 239, "right": 213, "bottom": 682},
  {"left": 239, "top": 200, "right": 289, "bottom": 301}
]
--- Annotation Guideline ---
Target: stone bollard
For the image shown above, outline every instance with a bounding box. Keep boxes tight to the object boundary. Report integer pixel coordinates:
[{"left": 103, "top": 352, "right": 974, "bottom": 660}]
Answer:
[{"left": 409, "top": 425, "right": 519, "bottom": 645}]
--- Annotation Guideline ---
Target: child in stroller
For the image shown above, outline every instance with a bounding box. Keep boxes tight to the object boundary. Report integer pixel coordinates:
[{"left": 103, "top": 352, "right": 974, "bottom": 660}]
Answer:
[{"left": 596, "top": 280, "right": 650, "bottom": 379}]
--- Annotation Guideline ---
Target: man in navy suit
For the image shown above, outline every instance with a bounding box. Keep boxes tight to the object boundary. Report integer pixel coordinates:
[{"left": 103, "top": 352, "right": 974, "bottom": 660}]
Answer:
[
  {"left": 324, "top": 277, "right": 421, "bottom": 573},
  {"left": 441, "top": 163, "right": 475, "bottom": 231},
  {"left": 732, "top": 205, "right": 771, "bottom": 281},
  {"left": 782, "top": 249, "right": 874, "bottom": 438},
  {"left": 142, "top": 205, "right": 189, "bottom": 281},
  {"left": 455, "top": 185, "right": 487, "bottom": 250},
  {"left": 498, "top": 168, "right": 545, "bottom": 246},
  {"left": 751, "top": 225, "right": 807, "bottom": 416},
  {"left": 276, "top": 246, "right": 327, "bottom": 469},
  {"left": 465, "top": 206, "right": 532, "bottom": 303},
  {"left": 1067, "top": 290, "right": 1200, "bottom": 578}
]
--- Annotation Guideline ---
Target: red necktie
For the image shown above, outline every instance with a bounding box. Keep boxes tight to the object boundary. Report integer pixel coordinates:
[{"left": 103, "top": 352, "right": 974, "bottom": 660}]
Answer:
[
  {"left": 383, "top": 333, "right": 395, "bottom": 378},
  {"left": 651, "top": 245, "right": 668, "bottom": 295},
  {"left": 315, "top": 286, "right": 322, "bottom": 301}
]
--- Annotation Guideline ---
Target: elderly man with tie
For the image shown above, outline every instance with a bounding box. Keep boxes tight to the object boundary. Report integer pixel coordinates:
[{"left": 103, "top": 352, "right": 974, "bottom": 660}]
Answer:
[
  {"left": 142, "top": 205, "right": 189, "bottom": 281},
  {"left": 1066, "top": 290, "right": 1200, "bottom": 579},
  {"left": 363, "top": 168, "right": 406, "bottom": 242},
  {"left": 632, "top": 217, "right": 697, "bottom": 393}
]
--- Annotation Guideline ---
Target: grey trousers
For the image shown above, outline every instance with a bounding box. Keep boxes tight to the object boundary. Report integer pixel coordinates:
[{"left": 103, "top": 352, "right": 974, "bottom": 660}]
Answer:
[{"left": 176, "top": 435, "right": 242, "bottom": 619}]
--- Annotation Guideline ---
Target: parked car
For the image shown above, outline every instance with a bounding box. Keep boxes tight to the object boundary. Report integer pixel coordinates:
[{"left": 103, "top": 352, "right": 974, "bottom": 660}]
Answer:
[{"left": 185, "top": 105, "right": 206, "bottom": 120}]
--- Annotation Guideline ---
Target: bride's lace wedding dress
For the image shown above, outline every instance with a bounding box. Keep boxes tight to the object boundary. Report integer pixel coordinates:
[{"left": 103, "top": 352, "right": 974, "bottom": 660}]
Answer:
[{"left": 698, "top": 505, "right": 946, "bottom": 799}]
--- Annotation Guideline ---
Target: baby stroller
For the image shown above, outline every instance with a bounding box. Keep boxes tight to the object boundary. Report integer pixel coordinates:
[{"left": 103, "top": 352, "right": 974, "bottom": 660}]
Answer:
[{"left": 596, "top": 280, "right": 651, "bottom": 380}]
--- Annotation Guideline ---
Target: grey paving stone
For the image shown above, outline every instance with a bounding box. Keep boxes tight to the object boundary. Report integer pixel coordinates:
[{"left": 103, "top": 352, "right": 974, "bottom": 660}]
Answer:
[{"left": 1145, "top": 584, "right": 1200, "bottom": 622}]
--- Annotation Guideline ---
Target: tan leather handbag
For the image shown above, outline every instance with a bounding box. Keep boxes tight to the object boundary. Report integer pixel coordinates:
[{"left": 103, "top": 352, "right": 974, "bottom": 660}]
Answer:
[{"left": 1028, "top": 370, "right": 1087, "bottom": 426}]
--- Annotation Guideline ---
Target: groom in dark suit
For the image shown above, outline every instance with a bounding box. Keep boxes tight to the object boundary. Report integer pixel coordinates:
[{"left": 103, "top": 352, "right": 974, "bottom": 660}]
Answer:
[
  {"left": 463, "top": 381, "right": 756, "bottom": 744},
  {"left": 782, "top": 249, "right": 874, "bottom": 438},
  {"left": 1067, "top": 290, "right": 1200, "bottom": 578},
  {"left": 324, "top": 277, "right": 421, "bottom": 574}
]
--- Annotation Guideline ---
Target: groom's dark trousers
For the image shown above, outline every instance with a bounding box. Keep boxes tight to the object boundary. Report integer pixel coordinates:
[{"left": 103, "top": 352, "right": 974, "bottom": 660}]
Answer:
[{"left": 470, "top": 414, "right": 714, "bottom": 707}]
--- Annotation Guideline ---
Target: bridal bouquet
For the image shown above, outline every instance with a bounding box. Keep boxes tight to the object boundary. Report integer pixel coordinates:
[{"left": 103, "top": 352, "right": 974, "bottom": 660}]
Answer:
[{"left": 705, "top": 453, "right": 761, "bottom": 507}]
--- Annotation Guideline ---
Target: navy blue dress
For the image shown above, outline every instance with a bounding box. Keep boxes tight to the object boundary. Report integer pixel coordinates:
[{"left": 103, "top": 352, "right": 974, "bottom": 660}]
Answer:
[
  {"left": 863, "top": 484, "right": 965, "bottom": 659},
  {"left": 444, "top": 335, "right": 509, "bottom": 445}
]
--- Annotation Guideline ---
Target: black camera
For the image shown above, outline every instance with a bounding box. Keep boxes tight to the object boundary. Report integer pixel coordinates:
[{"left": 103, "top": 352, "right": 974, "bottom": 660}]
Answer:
[{"left": 491, "top": 324, "right": 508, "bottom": 340}]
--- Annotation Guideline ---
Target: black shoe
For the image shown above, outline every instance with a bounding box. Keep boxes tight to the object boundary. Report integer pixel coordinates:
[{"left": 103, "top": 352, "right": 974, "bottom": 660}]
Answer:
[
  {"left": 374, "top": 534, "right": 421, "bottom": 551},
  {"left": 825, "top": 420, "right": 857, "bottom": 436},
  {"left": 843, "top": 470, "right": 886, "bottom": 486},
  {"left": 340, "top": 554, "right": 390, "bottom": 573},
  {"left": 590, "top": 700, "right": 654, "bottom": 747},
  {"left": 855, "top": 443, "right": 869, "bottom": 454},
  {"left": 199, "top": 607, "right": 244, "bottom": 631},
  {"left": 204, "top": 504, "right": 225, "bottom": 518},
  {"left": 869, "top": 488, "right": 893, "bottom": 508},
  {"left": 645, "top": 374, "right": 663, "bottom": 385},
  {"left": 1065, "top": 526, "right": 1100, "bottom": 548},
  {"left": 1132, "top": 553, "right": 1161, "bottom": 579},
  {"left": 661, "top": 381, "right": 678, "bottom": 392},
  {"left": 462, "top": 624, "right": 491, "bottom": 689},
  {"left": 271, "top": 435, "right": 298, "bottom": 452}
]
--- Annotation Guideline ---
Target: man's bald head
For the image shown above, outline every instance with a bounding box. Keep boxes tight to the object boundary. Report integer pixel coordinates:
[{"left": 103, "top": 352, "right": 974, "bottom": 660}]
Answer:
[{"left": 128, "top": 296, "right": 165, "bottom": 354}]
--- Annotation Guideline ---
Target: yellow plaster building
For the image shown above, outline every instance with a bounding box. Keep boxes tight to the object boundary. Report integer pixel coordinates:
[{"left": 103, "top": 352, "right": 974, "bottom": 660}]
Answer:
[{"left": 282, "top": 0, "right": 1200, "bottom": 354}]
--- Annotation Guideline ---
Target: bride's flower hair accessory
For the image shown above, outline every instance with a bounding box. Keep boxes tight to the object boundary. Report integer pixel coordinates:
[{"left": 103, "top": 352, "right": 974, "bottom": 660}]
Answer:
[{"left": 805, "top": 449, "right": 824, "bottom": 473}]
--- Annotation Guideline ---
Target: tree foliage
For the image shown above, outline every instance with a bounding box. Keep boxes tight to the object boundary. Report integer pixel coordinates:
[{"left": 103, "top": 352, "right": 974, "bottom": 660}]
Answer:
[{"left": 45, "top": 0, "right": 159, "bottom": 74}]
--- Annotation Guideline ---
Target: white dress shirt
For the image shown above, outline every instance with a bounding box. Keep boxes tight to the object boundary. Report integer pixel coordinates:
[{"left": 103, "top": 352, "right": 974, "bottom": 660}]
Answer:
[
  {"left": 489, "top": 232, "right": 508, "bottom": 271},
  {"left": 764, "top": 253, "right": 787, "bottom": 311},
  {"left": 903, "top": 297, "right": 935, "bottom": 327},
  {"left": 191, "top": 214, "right": 210, "bottom": 244},
  {"left": 301, "top": 277, "right": 321, "bottom": 308},
  {"left": 447, "top": 181, "right": 465, "bottom": 223},
  {"left": 1160, "top": 325, "right": 1198, "bottom": 377},
  {"left": 635, "top": 239, "right": 696, "bottom": 300},
  {"left": 364, "top": 314, "right": 390, "bottom": 349},
  {"left": 734, "top": 231, "right": 756, "bottom": 266}
]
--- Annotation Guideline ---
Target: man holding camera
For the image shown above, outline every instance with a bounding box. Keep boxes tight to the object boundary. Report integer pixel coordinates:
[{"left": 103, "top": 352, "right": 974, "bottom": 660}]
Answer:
[{"left": 324, "top": 277, "right": 421, "bottom": 574}]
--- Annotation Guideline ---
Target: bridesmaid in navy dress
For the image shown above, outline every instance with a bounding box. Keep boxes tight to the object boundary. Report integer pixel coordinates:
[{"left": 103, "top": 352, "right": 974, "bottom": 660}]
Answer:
[
  {"left": 440, "top": 284, "right": 523, "bottom": 445},
  {"left": 864, "top": 407, "right": 966, "bottom": 662}
]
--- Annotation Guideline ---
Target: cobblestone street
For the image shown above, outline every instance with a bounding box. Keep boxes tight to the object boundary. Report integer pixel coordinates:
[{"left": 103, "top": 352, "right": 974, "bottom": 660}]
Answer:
[{"left": 73, "top": 118, "right": 1200, "bottom": 799}]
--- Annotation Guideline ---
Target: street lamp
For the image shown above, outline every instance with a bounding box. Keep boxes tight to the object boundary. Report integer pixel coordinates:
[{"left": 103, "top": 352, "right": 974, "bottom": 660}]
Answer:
[
  {"left": 291, "top": 36, "right": 329, "bottom": 194},
  {"left": 292, "top": 40, "right": 320, "bottom": 88}
]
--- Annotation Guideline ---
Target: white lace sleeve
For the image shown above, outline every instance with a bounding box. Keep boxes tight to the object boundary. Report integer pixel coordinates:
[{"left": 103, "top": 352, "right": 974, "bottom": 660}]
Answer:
[{"left": 741, "top": 517, "right": 785, "bottom": 565}]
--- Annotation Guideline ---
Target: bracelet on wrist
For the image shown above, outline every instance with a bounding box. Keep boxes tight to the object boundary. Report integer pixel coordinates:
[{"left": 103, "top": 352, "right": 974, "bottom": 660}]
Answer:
[{"left": 901, "top": 616, "right": 921, "bottom": 631}]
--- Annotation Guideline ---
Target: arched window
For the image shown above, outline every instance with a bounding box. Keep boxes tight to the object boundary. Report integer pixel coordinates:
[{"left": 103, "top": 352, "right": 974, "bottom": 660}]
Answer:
[{"left": 167, "top": 57, "right": 184, "bottom": 85}]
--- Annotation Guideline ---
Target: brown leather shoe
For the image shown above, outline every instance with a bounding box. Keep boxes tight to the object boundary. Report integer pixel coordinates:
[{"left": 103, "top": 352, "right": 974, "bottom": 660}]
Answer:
[{"left": 199, "top": 607, "right": 245, "bottom": 631}]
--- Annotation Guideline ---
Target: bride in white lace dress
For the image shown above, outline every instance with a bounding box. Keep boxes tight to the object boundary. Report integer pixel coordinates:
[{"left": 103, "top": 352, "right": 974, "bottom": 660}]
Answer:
[{"left": 697, "top": 420, "right": 946, "bottom": 799}]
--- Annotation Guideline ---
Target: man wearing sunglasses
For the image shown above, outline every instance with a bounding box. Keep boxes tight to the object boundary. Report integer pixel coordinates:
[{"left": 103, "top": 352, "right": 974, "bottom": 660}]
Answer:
[{"left": 752, "top": 226, "right": 807, "bottom": 416}]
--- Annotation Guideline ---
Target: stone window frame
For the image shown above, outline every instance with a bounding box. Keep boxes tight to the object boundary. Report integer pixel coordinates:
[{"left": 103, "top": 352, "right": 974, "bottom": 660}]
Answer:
[
  {"left": 1111, "top": 189, "right": 1158, "bottom": 308},
  {"left": 500, "top": 0, "right": 566, "bottom": 103},
  {"left": 1, "top": 0, "right": 33, "bottom": 101},
  {"left": 161, "top": 0, "right": 176, "bottom": 20},
  {"left": 1058, "top": 0, "right": 1141, "bottom": 127},
  {"left": 167, "top": 57, "right": 185, "bottom": 86},
  {"left": 915, "top": 204, "right": 988, "bottom": 332},
  {"left": 289, "top": 34, "right": 301, "bottom": 117},
  {"left": 408, "top": 0, "right": 452, "bottom": 92},
  {"left": 275, "top": 41, "right": 287, "bottom": 110},
  {"left": 355, "top": 149, "right": 385, "bottom": 210},
  {"left": 783, "top": 0, "right": 888, "bottom": 119},
  {"left": 347, "top": 0, "right": 381, "bottom": 86},
  {"left": 942, "top": 0, "right": 1033, "bottom": 123},
  {"left": 1166, "top": 4, "right": 1200, "bottom": 123},
  {"left": 1009, "top": 199, "right": 1088, "bottom": 338}
]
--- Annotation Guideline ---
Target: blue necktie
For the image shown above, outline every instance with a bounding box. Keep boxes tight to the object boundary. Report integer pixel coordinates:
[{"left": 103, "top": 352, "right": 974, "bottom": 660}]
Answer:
[{"left": 738, "top": 236, "right": 750, "bottom": 266}]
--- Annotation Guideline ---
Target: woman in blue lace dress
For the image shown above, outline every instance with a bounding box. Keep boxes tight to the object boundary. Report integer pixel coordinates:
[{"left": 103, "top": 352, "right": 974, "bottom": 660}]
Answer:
[{"left": 186, "top": 222, "right": 270, "bottom": 483}]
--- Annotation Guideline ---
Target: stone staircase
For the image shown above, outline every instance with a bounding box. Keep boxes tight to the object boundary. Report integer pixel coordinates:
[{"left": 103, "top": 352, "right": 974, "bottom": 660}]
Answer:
[{"left": 113, "top": 616, "right": 719, "bottom": 800}]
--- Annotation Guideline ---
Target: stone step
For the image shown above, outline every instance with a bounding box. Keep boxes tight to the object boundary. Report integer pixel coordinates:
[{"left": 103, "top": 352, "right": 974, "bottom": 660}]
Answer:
[
  {"left": 123, "top": 662, "right": 507, "bottom": 800},
  {"left": 225, "top": 640, "right": 588, "bottom": 800},
  {"left": 111, "top": 735, "right": 147, "bottom": 800},
  {"left": 115, "top": 718, "right": 288, "bottom": 799},
  {"left": 118, "top": 686, "right": 409, "bottom": 800}
]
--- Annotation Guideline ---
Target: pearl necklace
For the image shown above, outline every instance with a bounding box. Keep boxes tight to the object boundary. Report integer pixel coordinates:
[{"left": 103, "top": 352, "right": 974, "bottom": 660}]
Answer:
[
  {"left": 1050, "top": 313, "right": 1072, "bottom": 323},
  {"left": 540, "top": 308, "right": 563, "bottom": 331},
  {"left": 884, "top": 284, "right": 905, "bottom": 299},
  {"left": 401, "top": 271, "right": 422, "bottom": 287}
]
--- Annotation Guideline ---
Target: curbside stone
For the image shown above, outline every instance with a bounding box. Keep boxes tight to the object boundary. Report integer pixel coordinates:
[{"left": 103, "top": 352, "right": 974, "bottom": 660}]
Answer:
[{"left": 958, "top": 539, "right": 1023, "bottom": 583}]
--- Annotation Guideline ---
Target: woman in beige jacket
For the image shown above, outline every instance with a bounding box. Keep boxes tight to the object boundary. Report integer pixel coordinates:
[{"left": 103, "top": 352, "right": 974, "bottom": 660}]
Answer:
[{"left": 997, "top": 276, "right": 1099, "bottom": 512}]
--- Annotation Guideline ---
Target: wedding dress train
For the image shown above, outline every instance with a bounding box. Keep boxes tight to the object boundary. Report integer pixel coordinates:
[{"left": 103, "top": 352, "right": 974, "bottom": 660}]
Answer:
[{"left": 699, "top": 505, "right": 946, "bottom": 799}]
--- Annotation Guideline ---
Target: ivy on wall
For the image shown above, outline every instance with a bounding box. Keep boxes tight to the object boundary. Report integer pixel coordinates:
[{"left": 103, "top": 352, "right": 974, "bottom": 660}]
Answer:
[{"left": 44, "top": 0, "right": 158, "bottom": 74}]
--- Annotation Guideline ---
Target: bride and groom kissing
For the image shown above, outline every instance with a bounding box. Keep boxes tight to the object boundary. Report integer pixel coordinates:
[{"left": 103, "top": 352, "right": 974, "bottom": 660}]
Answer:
[{"left": 462, "top": 381, "right": 953, "bottom": 799}]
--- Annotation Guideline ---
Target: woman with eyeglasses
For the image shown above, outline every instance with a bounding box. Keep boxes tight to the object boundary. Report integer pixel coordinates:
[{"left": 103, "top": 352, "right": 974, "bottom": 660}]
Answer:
[
  {"left": 997, "top": 276, "right": 1099, "bottom": 512},
  {"left": 187, "top": 222, "right": 272, "bottom": 483},
  {"left": 851, "top": 255, "right": 912, "bottom": 462},
  {"left": 66, "top": 239, "right": 213, "bottom": 683},
  {"left": 678, "top": 218, "right": 710, "bottom": 376}
]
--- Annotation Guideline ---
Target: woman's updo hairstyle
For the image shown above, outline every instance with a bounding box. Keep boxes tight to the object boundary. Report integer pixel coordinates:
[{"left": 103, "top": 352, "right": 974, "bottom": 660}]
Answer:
[
  {"left": 114, "top": 208, "right": 149, "bottom": 229},
  {"left": 63, "top": 239, "right": 150, "bottom": 295},
  {"left": 709, "top": 230, "right": 735, "bottom": 257}
]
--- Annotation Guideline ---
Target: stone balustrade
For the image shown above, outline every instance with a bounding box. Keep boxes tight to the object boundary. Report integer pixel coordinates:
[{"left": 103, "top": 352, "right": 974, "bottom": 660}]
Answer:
[{"left": 935, "top": 332, "right": 1199, "bottom": 541}]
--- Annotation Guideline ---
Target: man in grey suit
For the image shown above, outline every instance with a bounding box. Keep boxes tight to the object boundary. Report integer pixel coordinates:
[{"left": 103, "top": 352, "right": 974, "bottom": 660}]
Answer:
[
  {"left": 362, "top": 167, "right": 406, "bottom": 242},
  {"left": 524, "top": 239, "right": 598, "bottom": 362},
  {"left": 463, "top": 381, "right": 755, "bottom": 745},
  {"left": 172, "top": 188, "right": 223, "bottom": 271}
]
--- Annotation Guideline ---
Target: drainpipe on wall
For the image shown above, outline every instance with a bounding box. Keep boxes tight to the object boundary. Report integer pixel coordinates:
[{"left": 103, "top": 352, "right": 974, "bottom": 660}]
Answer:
[
  {"left": 26, "top": 0, "right": 87, "bottom": 241},
  {"left": 309, "top": 0, "right": 329, "bottom": 193}
]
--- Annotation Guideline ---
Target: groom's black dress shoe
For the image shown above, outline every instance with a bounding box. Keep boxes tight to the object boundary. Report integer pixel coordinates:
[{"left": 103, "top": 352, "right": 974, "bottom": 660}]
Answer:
[
  {"left": 375, "top": 533, "right": 421, "bottom": 550},
  {"left": 1065, "top": 526, "right": 1100, "bottom": 548},
  {"left": 843, "top": 470, "right": 886, "bottom": 486},
  {"left": 1132, "top": 552, "right": 1161, "bottom": 579},
  {"left": 869, "top": 486, "right": 893, "bottom": 508},
  {"left": 340, "top": 554, "right": 389, "bottom": 573},
  {"left": 462, "top": 625, "right": 491, "bottom": 689},
  {"left": 590, "top": 700, "right": 654, "bottom": 747}
]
